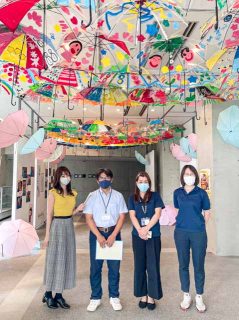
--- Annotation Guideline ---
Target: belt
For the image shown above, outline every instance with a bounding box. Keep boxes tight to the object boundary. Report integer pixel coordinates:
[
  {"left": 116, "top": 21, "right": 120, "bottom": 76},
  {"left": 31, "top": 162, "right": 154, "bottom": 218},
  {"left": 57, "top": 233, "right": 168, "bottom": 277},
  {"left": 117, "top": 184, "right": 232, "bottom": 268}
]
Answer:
[
  {"left": 98, "top": 226, "right": 115, "bottom": 233},
  {"left": 54, "top": 215, "right": 72, "bottom": 219}
]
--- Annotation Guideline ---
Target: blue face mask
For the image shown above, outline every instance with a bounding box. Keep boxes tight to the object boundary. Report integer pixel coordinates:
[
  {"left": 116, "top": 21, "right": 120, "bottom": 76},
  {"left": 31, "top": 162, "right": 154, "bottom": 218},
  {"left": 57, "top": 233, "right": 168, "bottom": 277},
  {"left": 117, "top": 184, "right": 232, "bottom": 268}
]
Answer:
[
  {"left": 137, "top": 183, "right": 149, "bottom": 193},
  {"left": 99, "top": 180, "right": 112, "bottom": 189}
]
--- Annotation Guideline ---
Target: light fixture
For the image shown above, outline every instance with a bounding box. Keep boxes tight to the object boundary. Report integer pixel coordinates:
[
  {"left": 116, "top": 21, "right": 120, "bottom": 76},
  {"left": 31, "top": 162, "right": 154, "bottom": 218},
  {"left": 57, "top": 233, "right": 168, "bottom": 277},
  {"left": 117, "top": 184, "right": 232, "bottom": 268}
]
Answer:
[
  {"left": 84, "top": 107, "right": 87, "bottom": 111},
  {"left": 151, "top": 109, "right": 155, "bottom": 112}
]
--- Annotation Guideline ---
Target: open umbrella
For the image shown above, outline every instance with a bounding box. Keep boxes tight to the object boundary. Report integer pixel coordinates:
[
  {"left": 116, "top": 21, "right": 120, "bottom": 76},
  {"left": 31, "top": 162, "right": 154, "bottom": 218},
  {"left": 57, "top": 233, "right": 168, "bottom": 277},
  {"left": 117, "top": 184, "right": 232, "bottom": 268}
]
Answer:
[
  {"left": 170, "top": 143, "right": 192, "bottom": 162},
  {"left": 44, "top": 119, "right": 78, "bottom": 134},
  {"left": 20, "top": 128, "right": 45, "bottom": 154},
  {"left": 0, "top": 110, "right": 29, "bottom": 148},
  {"left": 160, "top": 205, "right": 177, "bottom": 226},
  {"left": 180, "top": 137, "right": 197, "bottom": 159},
  {"left": 82, "top": 120, "right": 112, "bottom": 134},
  {"left": 135, "top": 150, "right": 148, "bottom": 165},
  {"left": 43, "top": 144, "right": 64, "bottom": 163},
  {"left": 188, "top": 133, "right": 197, "bottom": 152},
  {"left": 217, "top": 105, "right": 239, "bottom": 148},
  {"left": 35, "top": 138, "right": 57, "bottom": 160},
  {"left": 51, "top": 145, "right": 66, "bottom": 164},
  {"left": 0, "top": 219, "right": 39, "bottom": 258}
]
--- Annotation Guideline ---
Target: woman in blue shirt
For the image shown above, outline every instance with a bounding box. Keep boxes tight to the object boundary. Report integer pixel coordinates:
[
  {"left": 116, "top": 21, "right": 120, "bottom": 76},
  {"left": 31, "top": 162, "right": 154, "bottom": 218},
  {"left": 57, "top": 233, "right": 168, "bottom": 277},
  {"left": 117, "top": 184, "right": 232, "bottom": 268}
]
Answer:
[
  {"left": 173, "top": 165, "right": 211, "bottom": 313},
  {"left": 128, "top": 171, "right": 164, "bottom": 311}
]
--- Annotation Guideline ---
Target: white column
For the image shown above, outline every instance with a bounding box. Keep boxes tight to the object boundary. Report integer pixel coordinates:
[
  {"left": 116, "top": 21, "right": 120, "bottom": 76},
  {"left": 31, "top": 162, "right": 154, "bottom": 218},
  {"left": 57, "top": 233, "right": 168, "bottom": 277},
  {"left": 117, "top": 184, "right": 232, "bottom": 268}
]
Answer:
[
  {"left": 32, "top": 156, "right": 38, "bottom": 228},
  {"left": 11, "top": 143, "right": 18, "bottom": 221}
]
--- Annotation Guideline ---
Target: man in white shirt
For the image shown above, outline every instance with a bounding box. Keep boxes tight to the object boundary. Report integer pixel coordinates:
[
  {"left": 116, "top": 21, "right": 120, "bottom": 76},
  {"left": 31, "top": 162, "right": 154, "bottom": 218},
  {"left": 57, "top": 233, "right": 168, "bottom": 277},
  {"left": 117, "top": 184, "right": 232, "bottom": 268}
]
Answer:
[{"left": 83, "top": 168, "right": 128, "bottom": 312}]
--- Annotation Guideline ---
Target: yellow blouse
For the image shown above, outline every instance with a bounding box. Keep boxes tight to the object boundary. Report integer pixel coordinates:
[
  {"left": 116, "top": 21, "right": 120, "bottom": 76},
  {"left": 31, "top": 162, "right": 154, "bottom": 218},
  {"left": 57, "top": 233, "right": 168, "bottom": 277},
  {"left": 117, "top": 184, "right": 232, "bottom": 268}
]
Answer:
[{"left": 50, "top": 188, "right": 77, "bottom": 217}]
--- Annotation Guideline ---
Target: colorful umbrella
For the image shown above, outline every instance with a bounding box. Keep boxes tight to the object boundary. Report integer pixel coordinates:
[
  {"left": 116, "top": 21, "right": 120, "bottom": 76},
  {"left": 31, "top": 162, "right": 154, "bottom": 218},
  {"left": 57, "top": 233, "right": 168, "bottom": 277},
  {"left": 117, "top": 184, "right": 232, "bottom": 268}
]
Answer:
[
  {"left": 43, "top": 144, "right": 64, "bottom": 163},
  {"left": 170, "top": 143, "right": 192, "bottom": 162},
  {"left": 35, "top": 138, "right": 57, "bottom": 160},
  {"left": 82, "top": 120, "right": 112, "bottom": 134},
  {"left": 44, "top": 119, "right": 78, "bottom": 134},
  {"left": 0, "top": 110, "right": 29, "bottom": 148},
  {"left": 79, "top": 86, "right": 128, "bottom": 105},
  {"left": 0, "top": 219, "right": 39, "bottom": 258},
  {"left": 217, "top": 105, "right": 239, "bottom": 148},
  {"left": 20, "top": 128, "right": 45, "bottom": 154}
]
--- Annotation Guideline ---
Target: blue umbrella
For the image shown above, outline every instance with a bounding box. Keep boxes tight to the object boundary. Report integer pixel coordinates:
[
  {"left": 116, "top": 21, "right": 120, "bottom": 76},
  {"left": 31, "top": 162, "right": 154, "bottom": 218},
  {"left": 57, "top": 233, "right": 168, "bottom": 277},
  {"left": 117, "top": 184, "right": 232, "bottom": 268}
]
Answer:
[
  {"left": 217, "top": 105, "right": 239, "bottom": 148},
  {"left": 20, "top": 128, "right": 45, "bottom": 155},
  {"left": 180, "top": 137, "right": 197, "bottom": 159}
]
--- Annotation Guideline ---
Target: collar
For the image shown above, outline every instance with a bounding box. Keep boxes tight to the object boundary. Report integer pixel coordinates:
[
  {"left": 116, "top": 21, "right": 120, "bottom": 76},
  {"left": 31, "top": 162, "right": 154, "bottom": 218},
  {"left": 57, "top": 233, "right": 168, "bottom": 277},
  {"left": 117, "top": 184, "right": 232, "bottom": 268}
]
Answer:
[
  {"left": 99, "top": 187, "right": 112, "bottom": 195},
  {"left": 181, "top": 185, "right": 199, "bottom": 194}
]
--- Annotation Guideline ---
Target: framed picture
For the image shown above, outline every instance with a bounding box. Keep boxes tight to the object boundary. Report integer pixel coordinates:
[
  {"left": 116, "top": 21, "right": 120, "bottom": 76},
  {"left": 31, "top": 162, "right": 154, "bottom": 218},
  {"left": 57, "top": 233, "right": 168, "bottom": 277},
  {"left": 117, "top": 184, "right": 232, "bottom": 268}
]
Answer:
[
  {"left": 74, "top": 174, "right": 79, "bottom": 178},
  {"left": 45, "top": 190, "right": 47, "bottom": 199},
  {"left": 49, "top": 168, "right": 52, "bottom": 176},
  {"left": 22, "top": 180, "right": 27, "bottom": 196},
  {"left": 16, "top": 196, "right": 22, "bottom": 209},
  {"left": 30, "top": 166, "right": 35, "bottom": 177},
  {"left": 17, "top": 180, "right": 22, "bottom": 192},
  {"left": 22, "top": 167, "right": 27, "bottom": 178},
  {"left": 199, "top": 169, "right": 211, "bottom": 198},
  {"left": 88, "top": 174, "right": 96, "bottom": 178},
  {"left": 26, "top": 191, "right": 31, "bottom": 203},
  {"left": 45, "top": 169, "right": 48, "bottom": 177},
  {"left": 78, "top": 174, "right": 86, "bottom": 178},
  {"left": 27, "top": 175, "right": 31, "bottom": 185}
]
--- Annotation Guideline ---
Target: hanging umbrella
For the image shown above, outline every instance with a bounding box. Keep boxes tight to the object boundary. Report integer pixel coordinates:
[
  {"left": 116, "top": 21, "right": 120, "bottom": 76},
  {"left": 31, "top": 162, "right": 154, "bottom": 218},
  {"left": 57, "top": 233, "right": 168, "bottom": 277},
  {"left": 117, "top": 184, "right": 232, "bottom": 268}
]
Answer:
[
  {"left": 0, "top": 219, "right": 39, "bottom": 258},
  {"left": 51, "top": 146, "right": 66, "bottom": 164},
  {"left": 160, "top": 205, "right": 177, "bottom": 226},
  {"left": 35, "top": 138, "right": 57, "bottom": 160},
  {"left": 188, "top": 133, "right": 197, "bottom": 151},
  {"left": 44, "top": 119, "right": 78, "bottom": 134},
  {"left": 170, "top": 143, "right": 192, "bottom": 162},
  {"left": 82, "top": 120, "right": 112, "bottom": 134},
  {"left": 0, "top": 110, "right": 29, "bottom": 148},
  {"left": 43, "top": 144, "right": 64, "bottom": 163},
  {"left": 135, "top": 150, "right": 149, "bottom": 165},
  {"left": 180, "top": 137, "right": 197, "bottom": 159},
  {"left": 20, "top": 128, "right": 45, "bottom": 154},
  {"left": 217, "top": 105, "right": 239, "bottom": 148}
]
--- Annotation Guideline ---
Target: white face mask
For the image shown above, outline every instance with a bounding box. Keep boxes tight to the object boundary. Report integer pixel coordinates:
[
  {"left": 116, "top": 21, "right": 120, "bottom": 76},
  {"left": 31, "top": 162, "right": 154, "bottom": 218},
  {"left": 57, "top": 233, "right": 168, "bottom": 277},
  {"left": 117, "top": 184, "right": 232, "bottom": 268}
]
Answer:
[
  {"left": 60, "top": 176, "right": 71, "bottom": 186},
  {"left": 184, "top": 175, "right": 195, "bottom": 186}
]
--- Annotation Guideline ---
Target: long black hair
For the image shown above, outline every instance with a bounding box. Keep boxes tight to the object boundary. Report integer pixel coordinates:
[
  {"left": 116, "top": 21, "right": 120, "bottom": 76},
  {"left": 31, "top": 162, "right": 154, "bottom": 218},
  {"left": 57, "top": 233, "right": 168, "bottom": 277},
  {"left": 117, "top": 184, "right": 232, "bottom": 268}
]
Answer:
[
  {"left": 53, "top": 166, "right": 74, "bottom": 196},
  {"left": 134, "top": 171, "right": 152, "bottom": 203}
]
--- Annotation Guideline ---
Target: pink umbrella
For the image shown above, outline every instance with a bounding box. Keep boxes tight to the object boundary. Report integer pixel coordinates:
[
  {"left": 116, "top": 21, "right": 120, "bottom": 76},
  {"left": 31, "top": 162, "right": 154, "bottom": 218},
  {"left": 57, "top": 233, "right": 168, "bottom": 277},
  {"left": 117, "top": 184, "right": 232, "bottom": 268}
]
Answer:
[
  {"left": 35, "top": 138, "right": 57, "bottom": 160},
  {"left": 0, "top": 219, "right": 39, "bottom": 258},
  {"left": 188, "top": 133, "right": 197, "bottom": 152},
  {"left": 0, "top": 110, "right": 29, "bottom": 148},
  {"left": 161, "top": 205, "right": 177, "bottom": 226},
  {"left": 170, "top": 143, "right": 192, "bottom": 162},
  {"left": 159, "top": 211, "right": 170, "bottom": 226},
  {"left": 52, "top": 146, "right": 66, "bottom": 164}
]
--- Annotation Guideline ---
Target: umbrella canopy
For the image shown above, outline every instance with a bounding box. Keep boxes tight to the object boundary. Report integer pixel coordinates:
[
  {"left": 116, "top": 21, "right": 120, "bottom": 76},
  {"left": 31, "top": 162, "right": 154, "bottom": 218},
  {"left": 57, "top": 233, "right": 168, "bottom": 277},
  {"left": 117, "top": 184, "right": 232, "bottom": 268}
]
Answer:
[
  {"left": 51, "top": 145, "right": 66, "bottom": 164},
  {"left": 0, "top": 219, "right": 39, "bottom": 258},
  {"left": 35, "top": 138, "right": 57, "bottom": 160},
  {"left": 20, "top": 128, "right": 45, "bottom": 154},
  {"left": 82, "top": 120, "right": 112, "bottom": 134},
  {"left": 170, "top": 143, "right": 192, "bottom": 162},
  {"left": 180, "top": 137, "right": 197, "bottom": 159},
  {"left": 44, "top": 119, "right": 78, "bottom": 134},
  {"left": 188, "top": 133, "right": 197, "bottom": 152},
  {"left": 217, "top": 105, "right": 239, "bottom": 148},
  {"left": 160, "top": 205, "right": 177, "bottom": 226},
  {"left": 0, "top": 110, "right": 29, "bottom": 148},
  {"left": 43, "top": 144, "right": 64, "bottom": 163},
  {"left": 135, "top": 150, "right": 148, "bottom": 165}
]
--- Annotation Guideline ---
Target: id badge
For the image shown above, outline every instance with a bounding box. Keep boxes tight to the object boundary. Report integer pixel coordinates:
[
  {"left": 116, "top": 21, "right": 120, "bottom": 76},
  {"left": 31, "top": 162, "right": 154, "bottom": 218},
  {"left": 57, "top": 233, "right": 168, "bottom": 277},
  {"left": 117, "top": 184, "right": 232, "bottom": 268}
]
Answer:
[
  {"left": 102, "top": 214, "right": 111, "bottom": 221},
  {"left": 141, "top": 218, "right": 150, "bottom": 226}
]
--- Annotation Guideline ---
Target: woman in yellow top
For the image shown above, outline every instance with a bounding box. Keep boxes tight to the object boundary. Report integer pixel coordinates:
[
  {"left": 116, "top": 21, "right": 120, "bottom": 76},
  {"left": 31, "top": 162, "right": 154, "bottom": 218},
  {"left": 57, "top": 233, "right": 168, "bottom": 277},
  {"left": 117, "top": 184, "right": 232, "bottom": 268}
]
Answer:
[{"left": 42, "top": 166, "right": 84, "bottom": 309}]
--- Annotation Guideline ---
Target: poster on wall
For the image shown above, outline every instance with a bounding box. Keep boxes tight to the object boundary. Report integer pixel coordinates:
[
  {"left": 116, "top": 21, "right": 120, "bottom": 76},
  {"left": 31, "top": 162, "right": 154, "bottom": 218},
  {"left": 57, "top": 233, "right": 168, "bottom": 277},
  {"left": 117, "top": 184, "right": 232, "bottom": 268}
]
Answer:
[
  {"left": 26, "top": 191, "right": 31, "bottom": 203},
  {"left": 16, "top": 196, "right": 22, "bottom": 209},
  {"left": 22, "top": 180, "right": 27, "bottom": 196},
  {"left": 199, "top": 169, "right": 211, "bottom": 198},
  {"left": 27, "top": 175, "right": 31, "bottom": 185},
  {"left": 30, "top": 166, "right": 35, "bottom": 177},
  {"left": 17, "top": 180, "right": 22, "bottom": 192},
  {"left": 22, "top": 167, "right": 27, "bottom": 178}
]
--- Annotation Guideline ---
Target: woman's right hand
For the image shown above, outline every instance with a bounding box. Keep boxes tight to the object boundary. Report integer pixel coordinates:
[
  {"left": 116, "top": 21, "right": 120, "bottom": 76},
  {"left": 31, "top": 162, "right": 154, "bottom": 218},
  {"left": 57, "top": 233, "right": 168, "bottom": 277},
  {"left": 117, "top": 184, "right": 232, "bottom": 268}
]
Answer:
[{"left": 42, "top": 236, "right": 49, "bottom": 249}]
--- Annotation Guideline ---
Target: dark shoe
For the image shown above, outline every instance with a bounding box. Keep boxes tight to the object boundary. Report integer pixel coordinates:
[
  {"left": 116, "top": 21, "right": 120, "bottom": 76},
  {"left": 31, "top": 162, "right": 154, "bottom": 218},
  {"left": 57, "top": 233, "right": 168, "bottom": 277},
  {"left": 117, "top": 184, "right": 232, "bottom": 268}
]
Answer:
[
  {"left": 139, "top": 300, "right": 147, "bottom": 309},
  {"left": 42, "top": 295, "right": 58, "bottom": 309},
  {"left": 55, "top": 297, "right": 71, "bottom": 309},
  {"left": 147, "top": 302, "right": 156, "bottom": 310}
]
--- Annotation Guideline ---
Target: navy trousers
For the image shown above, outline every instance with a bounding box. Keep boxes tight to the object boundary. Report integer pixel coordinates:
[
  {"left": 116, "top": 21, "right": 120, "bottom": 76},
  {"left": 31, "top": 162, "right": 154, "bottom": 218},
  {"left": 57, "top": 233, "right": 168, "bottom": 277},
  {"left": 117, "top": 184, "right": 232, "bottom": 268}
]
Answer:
[
  {"left": 132, "top": 235, "right": 163, "bottom": 300},
  {"left": 89, "top": 230, "right": 121, "bottom": 299},
  {"left": 174, "top": 229, "right": 207, "bottom": 295}
]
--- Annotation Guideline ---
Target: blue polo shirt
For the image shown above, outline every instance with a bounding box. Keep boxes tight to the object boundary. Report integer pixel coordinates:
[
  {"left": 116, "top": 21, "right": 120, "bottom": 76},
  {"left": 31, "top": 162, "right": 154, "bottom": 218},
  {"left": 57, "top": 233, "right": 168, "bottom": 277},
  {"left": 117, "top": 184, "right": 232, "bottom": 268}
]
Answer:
[
  {"left": 173, "top": 186, "right": 210, "bottom": 232},
  {"left": 128, "top": 192, "right": 165, "bottom": 237}
]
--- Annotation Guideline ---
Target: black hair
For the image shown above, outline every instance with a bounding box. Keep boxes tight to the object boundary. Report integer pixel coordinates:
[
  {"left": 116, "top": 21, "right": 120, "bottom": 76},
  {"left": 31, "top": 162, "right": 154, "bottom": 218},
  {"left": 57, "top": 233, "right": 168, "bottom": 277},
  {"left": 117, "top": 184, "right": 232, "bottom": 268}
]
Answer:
[{"left": 96, "top": 168, "right": 113, "bottom": 180}]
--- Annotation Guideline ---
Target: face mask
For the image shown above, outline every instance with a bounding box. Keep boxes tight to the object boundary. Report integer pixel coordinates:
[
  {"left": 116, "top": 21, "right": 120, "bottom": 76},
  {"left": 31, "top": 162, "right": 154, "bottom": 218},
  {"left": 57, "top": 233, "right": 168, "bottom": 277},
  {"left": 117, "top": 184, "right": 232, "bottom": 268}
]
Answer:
[
  {"left": 60, "top": 177, "right": 71, "bottom": 186},
  {"left": 137, "top": 183, "right": 149, "bottom": 193},
  {"left": 99, "top": 180, "right": 112, "bottom": 189},
  {"left": 184, "top": 175, "right": 195, "bottom": 186}
]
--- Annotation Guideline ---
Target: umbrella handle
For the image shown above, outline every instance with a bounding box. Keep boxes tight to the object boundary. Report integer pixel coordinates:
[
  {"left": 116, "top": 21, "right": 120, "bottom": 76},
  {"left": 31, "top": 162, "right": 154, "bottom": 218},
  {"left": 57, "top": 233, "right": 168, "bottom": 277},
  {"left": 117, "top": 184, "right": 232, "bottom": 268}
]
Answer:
[
  {"left": 195, "top": 101, "right": 201, "bottom": 120},
  {"left": 11, "top": 92, "right": 16, "bottom": 106},
  {"left": 81, "top": 0, "right": 92, "bottom": 28}
]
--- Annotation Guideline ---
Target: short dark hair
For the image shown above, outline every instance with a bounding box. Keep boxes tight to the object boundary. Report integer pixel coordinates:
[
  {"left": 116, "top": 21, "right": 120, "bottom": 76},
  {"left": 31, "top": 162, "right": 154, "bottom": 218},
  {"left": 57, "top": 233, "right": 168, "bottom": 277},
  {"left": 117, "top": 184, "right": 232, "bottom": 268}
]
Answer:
[
  {"left": 96, "top": 168, "right": 113, "bottom": 180},
  {"left": 180, "top": 165, "right": 199, "bottom": 187}
]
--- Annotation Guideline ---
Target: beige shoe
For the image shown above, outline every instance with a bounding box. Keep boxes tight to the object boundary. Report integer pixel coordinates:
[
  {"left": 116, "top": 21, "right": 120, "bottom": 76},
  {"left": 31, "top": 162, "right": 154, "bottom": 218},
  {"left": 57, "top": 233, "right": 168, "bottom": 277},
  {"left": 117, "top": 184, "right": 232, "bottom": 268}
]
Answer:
[
  {"left": 195, "top": 295, "right": 206, "bottom": 313},
  {"left": 110, "top": 297, "right": 122, "bottom": 311},
  {"left": 87, "top": 299, "right": 101, "bottom": 312},
  {"left": 180, "top": 293, "right": 192, "bottom": 310}
]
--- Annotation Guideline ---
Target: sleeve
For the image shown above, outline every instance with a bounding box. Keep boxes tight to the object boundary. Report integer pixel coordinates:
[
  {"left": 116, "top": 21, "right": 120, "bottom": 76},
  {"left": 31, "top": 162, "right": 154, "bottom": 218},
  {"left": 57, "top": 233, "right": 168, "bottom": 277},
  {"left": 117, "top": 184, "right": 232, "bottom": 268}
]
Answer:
[
  {"left": 173, "top": 190, "right": 179, "bottom": 209},
  {"left": 154, "top": 192, "right": 165, "bottom": 209},
  {"left": 202, "top": 190, "right": 211, "bottom": 210},
  {"left": 128, "top": 195, "right": 135, "bottom": 211},
  {"left": 83, "top": 193, "right": 94, "bottom": 215},
  {"left": 119, "top": 193, "right": 128, "bottom": 214},
  {"left": 73, "top": 189, "right": 78, "bottom": 197}
]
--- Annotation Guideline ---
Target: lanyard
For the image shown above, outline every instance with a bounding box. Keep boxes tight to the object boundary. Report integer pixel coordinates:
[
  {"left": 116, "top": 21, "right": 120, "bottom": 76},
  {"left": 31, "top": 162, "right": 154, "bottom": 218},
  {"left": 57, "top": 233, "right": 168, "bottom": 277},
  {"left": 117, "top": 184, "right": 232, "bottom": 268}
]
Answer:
[
  {"left": 140, "top": 199, "right": 147, "bottom": 214},
  {"left": 99, "top": 189, "right": 112, "bottom": 215}
]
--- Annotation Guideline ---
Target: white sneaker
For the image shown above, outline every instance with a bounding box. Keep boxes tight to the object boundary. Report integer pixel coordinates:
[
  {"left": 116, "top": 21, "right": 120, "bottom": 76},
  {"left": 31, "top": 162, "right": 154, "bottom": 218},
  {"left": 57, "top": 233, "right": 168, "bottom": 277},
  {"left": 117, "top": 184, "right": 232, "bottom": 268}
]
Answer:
[
  {"left": 110, "top": 297, "right": 122, "bottom": 311},
  {"left": 87, "top": 299, "right": 101, "bottom": 312},
  {"left": 196, "top": 295, "right": 206, "bottom": 313},
  {"left": 180, "top": 293, "right": 192, "bottom": 310}
]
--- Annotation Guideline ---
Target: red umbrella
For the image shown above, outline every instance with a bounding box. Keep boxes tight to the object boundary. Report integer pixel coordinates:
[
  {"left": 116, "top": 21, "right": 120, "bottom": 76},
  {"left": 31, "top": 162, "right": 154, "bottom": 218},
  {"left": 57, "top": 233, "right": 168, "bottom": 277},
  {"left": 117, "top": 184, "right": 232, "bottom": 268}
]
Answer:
[
  {"left": 0, "top": 110, "right": 29, "bottom": 148},
  {"left": 0, "top": 0, "right": 40, "bottom": 32},
  {"left": 35, "top": 138, "right": 57, "bottom": 160}
]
